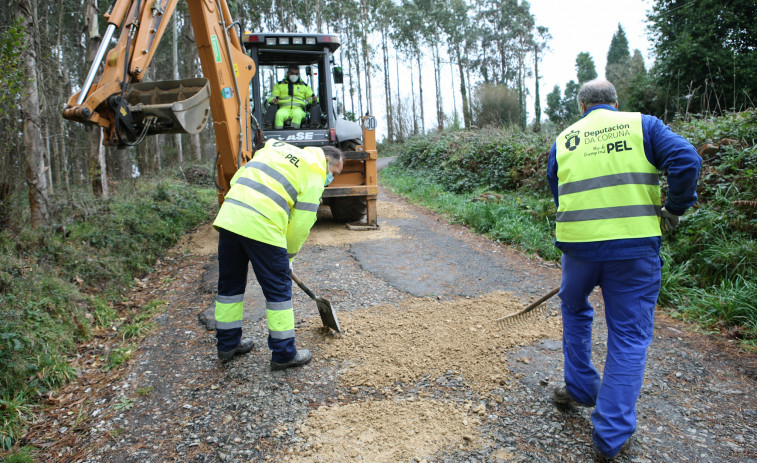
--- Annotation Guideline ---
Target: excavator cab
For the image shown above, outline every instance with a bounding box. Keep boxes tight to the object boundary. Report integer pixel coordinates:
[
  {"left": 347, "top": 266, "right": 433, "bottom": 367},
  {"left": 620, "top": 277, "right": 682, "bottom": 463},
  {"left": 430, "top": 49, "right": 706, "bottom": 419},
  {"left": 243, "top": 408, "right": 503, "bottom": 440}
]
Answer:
[{"left": 243, "top": 33, "right": 378, "bottom": 226}]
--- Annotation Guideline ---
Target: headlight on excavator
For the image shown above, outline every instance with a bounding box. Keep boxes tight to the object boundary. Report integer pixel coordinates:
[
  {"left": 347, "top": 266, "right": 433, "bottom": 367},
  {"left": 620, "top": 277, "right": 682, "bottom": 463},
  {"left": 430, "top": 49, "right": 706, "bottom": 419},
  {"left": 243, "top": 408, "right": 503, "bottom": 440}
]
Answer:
[{"left": 292, "top": 37, "right": 303, "bottom": 45}]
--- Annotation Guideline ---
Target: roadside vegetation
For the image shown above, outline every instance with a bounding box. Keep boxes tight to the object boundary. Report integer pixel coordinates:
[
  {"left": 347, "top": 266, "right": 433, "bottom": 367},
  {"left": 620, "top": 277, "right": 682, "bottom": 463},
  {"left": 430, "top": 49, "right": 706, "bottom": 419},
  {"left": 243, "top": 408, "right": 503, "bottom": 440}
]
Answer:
[
  {"left": 0, "top": 169, "right": 215, "bottom": 451},
  {"left": 381, "top": 110, "right": 757, "bottom": 345}
]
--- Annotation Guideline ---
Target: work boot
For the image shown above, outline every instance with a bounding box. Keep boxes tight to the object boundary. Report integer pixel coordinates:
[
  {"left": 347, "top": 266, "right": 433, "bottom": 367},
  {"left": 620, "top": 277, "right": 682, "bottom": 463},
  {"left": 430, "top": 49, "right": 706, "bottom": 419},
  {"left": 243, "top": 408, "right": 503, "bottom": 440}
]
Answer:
[
  {"left": 592, "top": 435, "right": 635, "bottom": 462},
  {"left": 270, "top": 349, "right": 312, "bottom": 371},
  {"left": 217, "top": 338, "right": 254, "bottom": 363},
  {"left": 552, "top": 383, "right": 590, "bottom": 407},
  {"left": 291, "top": 122, "right": 301, "bottom": 129}
]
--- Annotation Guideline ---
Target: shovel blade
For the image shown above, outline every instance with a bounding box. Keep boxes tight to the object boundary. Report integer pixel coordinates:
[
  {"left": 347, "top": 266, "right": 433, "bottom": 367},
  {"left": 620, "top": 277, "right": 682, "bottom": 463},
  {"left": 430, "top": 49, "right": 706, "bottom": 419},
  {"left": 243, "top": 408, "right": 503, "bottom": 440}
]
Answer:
[{"left": 315, "top": 297, "right": 341, "bottom": 333}]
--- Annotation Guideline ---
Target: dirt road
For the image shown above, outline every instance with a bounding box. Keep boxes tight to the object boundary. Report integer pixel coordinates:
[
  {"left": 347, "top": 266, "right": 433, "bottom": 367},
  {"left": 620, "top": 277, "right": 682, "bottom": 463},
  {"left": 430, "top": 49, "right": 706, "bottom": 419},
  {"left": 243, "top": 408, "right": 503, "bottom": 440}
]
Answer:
[{"left": 27, "top": 168, "right": 756, "bottom": 462}]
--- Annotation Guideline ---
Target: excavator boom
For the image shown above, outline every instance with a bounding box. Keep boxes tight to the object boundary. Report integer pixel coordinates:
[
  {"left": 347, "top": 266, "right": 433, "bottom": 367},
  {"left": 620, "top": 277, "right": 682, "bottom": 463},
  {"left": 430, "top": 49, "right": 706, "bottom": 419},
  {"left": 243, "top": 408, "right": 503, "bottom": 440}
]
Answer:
[{"left": 63, "top": 0, "right": 256, "bottom": 204}]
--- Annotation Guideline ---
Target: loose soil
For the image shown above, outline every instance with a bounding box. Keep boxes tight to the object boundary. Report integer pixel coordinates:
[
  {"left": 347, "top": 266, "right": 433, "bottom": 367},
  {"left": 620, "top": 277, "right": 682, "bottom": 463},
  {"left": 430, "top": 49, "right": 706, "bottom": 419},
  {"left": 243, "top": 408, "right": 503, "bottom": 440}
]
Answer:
[
  {"left": 16, "top": 171, "right": 757, "bottom": 463},
  {"left": 176, "top": 222, "right": 218, "bottom": 256},
  {"left": 296, "top": 398, "right": 477, "bottom": 462},
  {"left": 304, "top": 222, "right": 402, "bottom": 246},
  {"left": 302, "top": 292, "right": 562, "bottom": 393},
  {"left": 376, "top": 199, "right": 414, "bottom": 219}
]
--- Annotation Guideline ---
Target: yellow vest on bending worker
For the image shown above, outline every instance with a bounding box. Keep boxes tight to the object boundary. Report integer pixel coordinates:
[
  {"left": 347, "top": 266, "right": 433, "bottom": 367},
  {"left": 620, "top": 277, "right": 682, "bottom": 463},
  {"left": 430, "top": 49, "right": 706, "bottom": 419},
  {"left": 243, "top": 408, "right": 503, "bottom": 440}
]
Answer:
[
  {"left": 213, "top": 139, "right": 327, "bottom": 260},
  {"left": 555, "top": 109, "right": 661, "bottom": 242}
]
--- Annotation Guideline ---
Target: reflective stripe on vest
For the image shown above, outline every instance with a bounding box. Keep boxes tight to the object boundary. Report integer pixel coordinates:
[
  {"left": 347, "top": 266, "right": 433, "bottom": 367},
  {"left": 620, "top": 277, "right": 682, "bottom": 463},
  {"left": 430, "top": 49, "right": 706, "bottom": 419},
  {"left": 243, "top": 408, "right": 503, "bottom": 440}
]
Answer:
[{"left": 555, "top": 110, "right": 661, "bottom": 242}]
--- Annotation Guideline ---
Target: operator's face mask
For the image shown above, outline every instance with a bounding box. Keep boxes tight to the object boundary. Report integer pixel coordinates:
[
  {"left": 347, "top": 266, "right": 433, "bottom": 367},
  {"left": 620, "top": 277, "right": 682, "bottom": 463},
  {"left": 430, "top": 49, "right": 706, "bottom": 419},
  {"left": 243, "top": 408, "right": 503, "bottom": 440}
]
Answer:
[
  {"left": 289, "top": 74, "right": 299, "bottom": 83},
  {"left": 324, "top": 172, "right": 334, "bottom": 186}
]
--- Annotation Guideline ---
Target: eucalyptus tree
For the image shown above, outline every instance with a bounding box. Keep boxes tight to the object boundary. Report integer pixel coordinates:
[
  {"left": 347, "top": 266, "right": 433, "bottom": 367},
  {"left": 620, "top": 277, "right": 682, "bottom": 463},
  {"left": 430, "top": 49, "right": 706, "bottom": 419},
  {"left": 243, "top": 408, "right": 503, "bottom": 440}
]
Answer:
[
  {"left": 395, "top": 0, "right": 426, "bottom": 133},
  {"left": 15, "top": 0, "right": 50, "bottom": 226}
]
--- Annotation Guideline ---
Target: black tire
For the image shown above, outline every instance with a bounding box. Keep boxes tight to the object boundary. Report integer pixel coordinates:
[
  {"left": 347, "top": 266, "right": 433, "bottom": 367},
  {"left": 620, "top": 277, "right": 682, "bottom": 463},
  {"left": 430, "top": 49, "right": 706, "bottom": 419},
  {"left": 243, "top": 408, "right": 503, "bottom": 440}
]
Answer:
[{"left": 328, "top": 196, "right": 367, "bottom": 223}]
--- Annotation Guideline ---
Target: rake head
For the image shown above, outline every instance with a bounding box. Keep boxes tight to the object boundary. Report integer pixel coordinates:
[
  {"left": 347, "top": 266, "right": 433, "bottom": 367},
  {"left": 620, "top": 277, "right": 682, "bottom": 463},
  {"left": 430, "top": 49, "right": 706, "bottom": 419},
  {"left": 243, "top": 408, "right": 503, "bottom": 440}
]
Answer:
[{"left": 495, "top": 287, "right": 560, "bottom": 331}]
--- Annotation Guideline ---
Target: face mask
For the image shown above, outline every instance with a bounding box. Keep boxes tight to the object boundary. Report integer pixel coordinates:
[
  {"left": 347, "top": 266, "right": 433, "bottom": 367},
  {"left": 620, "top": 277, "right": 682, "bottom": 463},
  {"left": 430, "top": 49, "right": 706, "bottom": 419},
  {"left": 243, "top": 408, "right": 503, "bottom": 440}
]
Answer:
[
  {"left": 324, "top": 172, "right": 334, "bottom": 186},
  {"left": 289, "top": 74, "right": 299, "bottom": 83}
]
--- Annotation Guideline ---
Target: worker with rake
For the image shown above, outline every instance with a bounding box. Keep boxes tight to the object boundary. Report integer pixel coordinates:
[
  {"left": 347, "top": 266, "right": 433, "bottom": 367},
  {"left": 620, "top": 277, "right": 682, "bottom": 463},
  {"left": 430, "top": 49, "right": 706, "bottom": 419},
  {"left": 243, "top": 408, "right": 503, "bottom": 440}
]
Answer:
[
  {"left": 212, "top": 140, "right": 343, "bottom": 370},
  {"left": 547, "top": 79, "right": 701, "bottom": 460}
]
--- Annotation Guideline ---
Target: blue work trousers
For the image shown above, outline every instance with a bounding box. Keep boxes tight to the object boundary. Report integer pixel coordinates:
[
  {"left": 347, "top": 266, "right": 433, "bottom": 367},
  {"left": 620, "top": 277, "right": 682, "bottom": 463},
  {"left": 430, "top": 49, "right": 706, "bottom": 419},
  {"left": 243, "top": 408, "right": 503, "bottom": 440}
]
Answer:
[
  {"left": 216, "top": 228, "right": 296, "bottom": 363},
  {"left": 559, "top": 253, "right": 660, "bottom": 457}
]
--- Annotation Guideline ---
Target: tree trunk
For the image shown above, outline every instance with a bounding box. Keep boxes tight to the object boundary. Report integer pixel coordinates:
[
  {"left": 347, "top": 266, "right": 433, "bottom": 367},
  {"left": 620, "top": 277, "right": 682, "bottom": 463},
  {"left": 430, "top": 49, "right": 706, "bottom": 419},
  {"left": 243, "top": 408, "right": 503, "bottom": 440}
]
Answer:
[
  {"left": 432, "top": 43, "right": 444, "bottom": 131},
  {"left": 455, "top": 45, "right": 470, "bottom": 129},
  {"left": 417, "top": 53, "right": 425, "bottom": 133},
  {"left": 16, "top": 0, "right": 50, "bottom": 226},
  {"left": 360, "top": 0, "right": 372, "bottom": 114},
  {"left": 410, "top": 60, "right": 418, "bottom": 135},
  {"left": 533, "top": 43, "right": 541, "bottom": 133},
  {"left": 172, "top": 12, "right": 183, "bottom": 164},
  {"left": 395, "top": 48, "right": 403, "bottom": 141},
  {"left": 381, "top": 27, "right": 393, "bottom": 142},
  {"left": 85, "top": 0, "right": 106, "bottom": 197}
]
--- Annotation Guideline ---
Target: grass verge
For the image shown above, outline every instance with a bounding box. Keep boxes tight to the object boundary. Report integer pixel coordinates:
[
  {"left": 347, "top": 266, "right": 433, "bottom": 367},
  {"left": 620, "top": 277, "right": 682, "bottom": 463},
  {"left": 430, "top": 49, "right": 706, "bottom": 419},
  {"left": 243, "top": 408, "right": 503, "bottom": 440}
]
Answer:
[
  {"left": 382, "top": 123, "right": 756, "bottom": 345},
  {"left": 380, "top": 164, "right": 560, "bottom": 261},
  {"left": 0, "top": 173, "right": 215, "bottom": 453}
]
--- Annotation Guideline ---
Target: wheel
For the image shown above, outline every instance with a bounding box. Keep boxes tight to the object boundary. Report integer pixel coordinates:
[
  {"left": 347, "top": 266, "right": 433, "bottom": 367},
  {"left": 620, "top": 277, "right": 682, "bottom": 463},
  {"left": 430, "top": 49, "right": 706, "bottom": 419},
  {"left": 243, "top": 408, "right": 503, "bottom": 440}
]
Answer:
[{"left": 328, "top": 196, "right": 367, "bottom": 223}]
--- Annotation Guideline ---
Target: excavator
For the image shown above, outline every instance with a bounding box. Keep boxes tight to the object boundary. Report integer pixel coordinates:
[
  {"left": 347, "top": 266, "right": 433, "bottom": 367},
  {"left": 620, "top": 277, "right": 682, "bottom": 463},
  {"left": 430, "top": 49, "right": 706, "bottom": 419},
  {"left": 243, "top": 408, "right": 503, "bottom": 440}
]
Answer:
[{"left": 63, "top": 0, "right": 378, "bottom": 226}]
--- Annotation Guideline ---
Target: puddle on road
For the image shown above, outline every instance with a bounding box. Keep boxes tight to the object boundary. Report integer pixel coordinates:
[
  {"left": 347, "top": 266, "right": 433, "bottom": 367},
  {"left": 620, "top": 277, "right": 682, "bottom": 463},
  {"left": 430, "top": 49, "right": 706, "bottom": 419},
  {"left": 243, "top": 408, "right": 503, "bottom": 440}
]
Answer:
[
  {"left": 303, "top": 291, "right": 562, "bottom": 393},
  {"left": 295, "top": 398, "right": 478, "bottom": 462}
]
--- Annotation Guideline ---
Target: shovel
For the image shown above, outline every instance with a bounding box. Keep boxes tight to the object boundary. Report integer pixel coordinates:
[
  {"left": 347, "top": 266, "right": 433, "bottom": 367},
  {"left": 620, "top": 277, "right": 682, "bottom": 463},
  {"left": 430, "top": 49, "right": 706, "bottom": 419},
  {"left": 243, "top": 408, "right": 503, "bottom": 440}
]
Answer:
[{"left": 291, "top": 272, "right": 342, "bottom": 333}]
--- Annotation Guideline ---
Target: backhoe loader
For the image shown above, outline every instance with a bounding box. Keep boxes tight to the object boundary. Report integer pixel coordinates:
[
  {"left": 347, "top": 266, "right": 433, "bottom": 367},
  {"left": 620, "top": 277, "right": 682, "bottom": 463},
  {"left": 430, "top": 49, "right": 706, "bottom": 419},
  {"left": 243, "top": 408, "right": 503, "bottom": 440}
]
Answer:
[{"left": 63, "top": 0, "right": 377, "bottom": 226}]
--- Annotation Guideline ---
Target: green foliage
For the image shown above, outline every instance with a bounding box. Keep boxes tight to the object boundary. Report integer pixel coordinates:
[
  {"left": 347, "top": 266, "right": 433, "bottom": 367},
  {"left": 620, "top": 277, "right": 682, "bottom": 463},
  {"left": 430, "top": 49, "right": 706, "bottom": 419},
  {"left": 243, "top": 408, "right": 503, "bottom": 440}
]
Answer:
[
  {"left": 2, "top": 446, "right": 37, "bottom": 463},
  {"left": 388, "top": 111, "right": 756, "bottom": 342},
  {"left": 647, "top": 0, "right": 757, "bottom": 115},
  {"left": 546, "top": 81, "right": 580, "bottom": 126},
  {"left": 575, "top": 52, "right": 597, "bottom": 84},
  {"left": 0, "top": 178, "right": 214, "bottom": 450},
  {"left": 0, "top": 19, "right": 25, "bottom": 121},
  {"left": 606, "top": 24, "right": 630, "bottom": 68},
  {"left": 106, "top": 346, "right": 135, "bottom": 372},
  {"left": 381, "top": 165, "right": 561, "bottom": 261},
  {"left": 471, "top": 83, "right": 520, "bottom": 127},
  {"left": 113, "top": 396, "right": 135, "bottom": 412},
  {"left": 0, "top": 394, "right": 34, "bottom": 451},
  {"left": 395, "top": 127, "right": 552, "bottom": 194}
]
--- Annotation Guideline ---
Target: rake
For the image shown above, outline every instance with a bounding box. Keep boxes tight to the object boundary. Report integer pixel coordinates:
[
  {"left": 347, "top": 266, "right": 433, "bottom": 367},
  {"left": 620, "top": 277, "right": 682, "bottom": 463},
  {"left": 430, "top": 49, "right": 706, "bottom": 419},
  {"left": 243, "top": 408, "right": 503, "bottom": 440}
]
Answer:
[{"left": 496, "top": 287, "right": 560, "bottom": 329}]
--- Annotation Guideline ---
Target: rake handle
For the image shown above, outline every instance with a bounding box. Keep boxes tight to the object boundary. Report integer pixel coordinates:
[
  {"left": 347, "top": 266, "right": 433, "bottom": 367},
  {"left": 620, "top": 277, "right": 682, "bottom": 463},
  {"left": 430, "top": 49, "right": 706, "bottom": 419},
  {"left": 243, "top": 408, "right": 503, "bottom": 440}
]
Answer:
[
  {"left": 523, "top": 287, "right": 560, "bottom": 313},
  {"left": 497, "top": 286, "right": 560, "bottom": 323}
]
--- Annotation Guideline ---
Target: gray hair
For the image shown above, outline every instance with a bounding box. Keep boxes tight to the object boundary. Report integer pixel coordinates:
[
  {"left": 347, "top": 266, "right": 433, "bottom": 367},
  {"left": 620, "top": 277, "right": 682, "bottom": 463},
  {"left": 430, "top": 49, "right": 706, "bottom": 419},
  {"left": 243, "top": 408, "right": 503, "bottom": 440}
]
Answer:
[
  {"left": 577, "top": 79, "right": 618, "bottom": 107},
  {"left": 321, "top": 145, "right": 344, "bottom": 168}
]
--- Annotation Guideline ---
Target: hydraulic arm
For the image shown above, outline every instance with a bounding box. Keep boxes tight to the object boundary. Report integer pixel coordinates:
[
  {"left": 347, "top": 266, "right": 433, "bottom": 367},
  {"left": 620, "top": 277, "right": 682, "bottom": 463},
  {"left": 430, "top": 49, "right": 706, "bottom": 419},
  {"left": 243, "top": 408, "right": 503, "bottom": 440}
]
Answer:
[{"left": 63, "top": 0, "right": 256, "bottom": 204}]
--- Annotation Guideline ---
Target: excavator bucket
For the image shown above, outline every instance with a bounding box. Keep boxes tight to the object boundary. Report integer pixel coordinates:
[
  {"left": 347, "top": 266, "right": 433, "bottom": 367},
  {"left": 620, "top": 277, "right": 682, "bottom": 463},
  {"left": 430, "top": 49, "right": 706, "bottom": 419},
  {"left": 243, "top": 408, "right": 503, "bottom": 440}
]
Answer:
[{"left": 126, "top": 78, "right": 211, "bottom": 135}]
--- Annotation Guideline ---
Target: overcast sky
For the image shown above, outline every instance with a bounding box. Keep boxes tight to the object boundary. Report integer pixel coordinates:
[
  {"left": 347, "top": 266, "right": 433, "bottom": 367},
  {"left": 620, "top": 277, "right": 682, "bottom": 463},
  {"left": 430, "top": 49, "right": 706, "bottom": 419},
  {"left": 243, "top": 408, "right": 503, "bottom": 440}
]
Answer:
[
  {"left": 530, "top": 0, "right": 656, "bottom": 111},
  {"left": 348, "top": 0, "right": 657, "bottom": 140}
]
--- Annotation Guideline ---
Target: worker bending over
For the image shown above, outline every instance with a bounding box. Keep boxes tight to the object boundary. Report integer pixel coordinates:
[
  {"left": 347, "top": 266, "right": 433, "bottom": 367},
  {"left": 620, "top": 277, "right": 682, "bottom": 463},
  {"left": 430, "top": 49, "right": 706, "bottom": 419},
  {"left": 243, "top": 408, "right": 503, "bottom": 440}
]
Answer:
[
  {"left": 547, "top": 79, "right": 701, "bottom": 460},
  {"left": 213, "top": 140, "right": 344, "bottom": 370},
  {"left": 269, "top": 64, "right": 318, "bottom": 130}
]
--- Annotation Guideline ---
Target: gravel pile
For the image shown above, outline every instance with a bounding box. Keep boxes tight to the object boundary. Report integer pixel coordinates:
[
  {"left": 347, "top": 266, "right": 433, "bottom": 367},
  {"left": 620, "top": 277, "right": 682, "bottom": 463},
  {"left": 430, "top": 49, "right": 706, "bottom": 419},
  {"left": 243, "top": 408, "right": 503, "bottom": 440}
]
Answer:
[{"left": 25, "top": 186, "right": 757, "bottom": 463}]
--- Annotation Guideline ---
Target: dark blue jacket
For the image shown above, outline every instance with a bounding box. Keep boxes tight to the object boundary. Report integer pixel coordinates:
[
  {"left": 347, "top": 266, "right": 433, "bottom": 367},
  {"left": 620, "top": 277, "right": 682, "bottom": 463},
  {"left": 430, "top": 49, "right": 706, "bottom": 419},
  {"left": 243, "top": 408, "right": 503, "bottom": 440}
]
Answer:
[{"left": 547, "top": 105, "right": 702, "bottom": 261}]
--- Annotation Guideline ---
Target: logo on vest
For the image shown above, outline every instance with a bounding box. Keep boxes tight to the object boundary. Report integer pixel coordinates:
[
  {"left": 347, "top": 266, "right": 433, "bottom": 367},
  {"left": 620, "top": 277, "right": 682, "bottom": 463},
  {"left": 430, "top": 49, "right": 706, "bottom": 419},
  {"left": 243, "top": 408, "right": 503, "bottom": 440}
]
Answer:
[{"left": 564, "top": 130, "right": 581, "bottom": 151}]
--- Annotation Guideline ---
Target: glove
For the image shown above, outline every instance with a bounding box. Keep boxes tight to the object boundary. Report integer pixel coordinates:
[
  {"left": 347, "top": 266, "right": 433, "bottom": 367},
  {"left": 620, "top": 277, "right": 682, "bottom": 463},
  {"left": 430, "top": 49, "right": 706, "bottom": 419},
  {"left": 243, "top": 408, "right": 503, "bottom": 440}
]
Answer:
[
  {"left": 660, "top": 207, "right": 681, "bottom": 232},
  {"left": 289, "top": 261, "right": 293, "bottom": 273}
]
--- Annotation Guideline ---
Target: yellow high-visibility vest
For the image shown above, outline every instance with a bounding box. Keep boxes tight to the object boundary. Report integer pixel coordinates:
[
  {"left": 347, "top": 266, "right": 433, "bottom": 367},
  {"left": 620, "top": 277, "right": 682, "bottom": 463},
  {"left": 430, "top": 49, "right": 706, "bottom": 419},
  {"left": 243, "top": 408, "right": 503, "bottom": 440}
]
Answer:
[
  {"left": 269, "top": 79, "right": 316, "bottom": 109},
  {"left": 555, "top": 109, "right": 661, "bottom": 242},
  {"left": 213, "top": 139, "right": 327, "bottom": 260}
]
